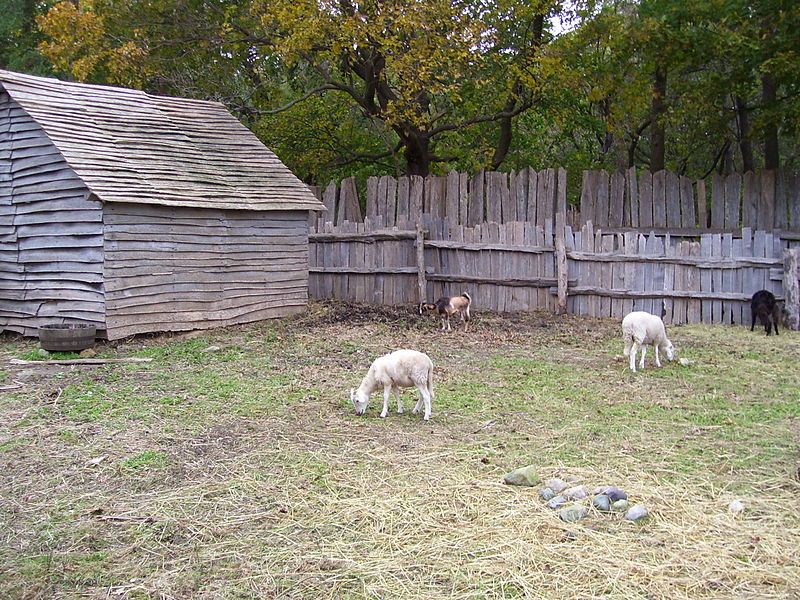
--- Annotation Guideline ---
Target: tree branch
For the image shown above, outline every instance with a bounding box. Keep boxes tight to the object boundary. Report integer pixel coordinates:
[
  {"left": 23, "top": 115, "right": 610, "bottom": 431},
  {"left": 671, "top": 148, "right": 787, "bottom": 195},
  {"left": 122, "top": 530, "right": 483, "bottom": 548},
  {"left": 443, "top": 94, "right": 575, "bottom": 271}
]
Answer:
[{"left": 247, "top": 85, "right": 338, "bottom": 115}]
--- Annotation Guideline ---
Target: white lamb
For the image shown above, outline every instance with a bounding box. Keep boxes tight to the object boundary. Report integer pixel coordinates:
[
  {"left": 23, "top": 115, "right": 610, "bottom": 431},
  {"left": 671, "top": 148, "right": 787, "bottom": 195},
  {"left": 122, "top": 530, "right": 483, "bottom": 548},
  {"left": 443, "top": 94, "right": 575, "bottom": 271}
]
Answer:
[
  {"left": 350, "top": 349, "right": 434, "bottom": 420},
  {"left": 621, "top": 311, "right": 675, "bottom": 372}
]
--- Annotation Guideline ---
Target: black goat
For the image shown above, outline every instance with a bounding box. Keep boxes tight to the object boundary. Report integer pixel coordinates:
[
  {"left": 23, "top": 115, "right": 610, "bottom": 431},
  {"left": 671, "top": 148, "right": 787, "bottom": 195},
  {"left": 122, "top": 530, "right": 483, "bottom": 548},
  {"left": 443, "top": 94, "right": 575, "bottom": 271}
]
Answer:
[{"left": 750, "top": 290, "right": 782, "bottom": 336}]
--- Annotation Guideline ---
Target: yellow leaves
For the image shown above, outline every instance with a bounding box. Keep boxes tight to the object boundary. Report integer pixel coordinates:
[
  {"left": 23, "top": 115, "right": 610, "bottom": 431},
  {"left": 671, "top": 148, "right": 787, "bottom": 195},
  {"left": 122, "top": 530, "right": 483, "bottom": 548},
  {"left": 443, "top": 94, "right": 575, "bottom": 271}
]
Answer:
[{"left": 36, "top": 1, "right": 149, "bottom": 86}]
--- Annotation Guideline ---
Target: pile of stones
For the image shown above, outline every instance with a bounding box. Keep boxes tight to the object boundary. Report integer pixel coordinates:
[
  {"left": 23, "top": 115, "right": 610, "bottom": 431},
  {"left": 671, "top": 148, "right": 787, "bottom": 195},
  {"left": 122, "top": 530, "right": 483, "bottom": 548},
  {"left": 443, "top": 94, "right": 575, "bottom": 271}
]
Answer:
[{"left": 503, "top": 466, "right": 649, "bottom": 523}]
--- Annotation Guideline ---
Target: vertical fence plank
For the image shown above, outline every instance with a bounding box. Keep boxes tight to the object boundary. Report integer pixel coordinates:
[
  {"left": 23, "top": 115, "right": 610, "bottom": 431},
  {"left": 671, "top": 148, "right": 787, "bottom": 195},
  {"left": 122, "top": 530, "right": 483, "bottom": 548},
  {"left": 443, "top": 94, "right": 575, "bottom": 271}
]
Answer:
[
  {"left": 652, "top": 170, "right": 667, "bottom": 228},
  {"left": 396, "top": 176, "right": 410, "bottom": 224},
  {"left": 732, "top": 236, "right": 744, "bottom": 325},
  {"left": 322, "top": 181, "right": 338, "bottom": 226},
  {"left": 467, "top": 171, "right": 484, "bottom": 225},
  {"left": 526, "top": 168, "right": 538, "bottom": 223},
  {"left": 458, "top": 172, "right": 469, "bottom": 226},
  {"left": 639, "top": 171, "right": 653, "bottom": 229},
  {"left": 366, "top": 176, "right": 379, "bottom": 219},
  {"left": 627, "top": 167, "right": 639, "bottom": 228},
  {"left": 409, "top": 175, "right": 424, "bottom": 221},
  {"left": 679, "top": 176, "right": 695, "bottom": 227},
  {"left": 515, "top": 169, "right": 528, "bottom": 224},
  {"left": 339, "top": 176, "right": 362, "bottom": 223},
  {"left": 721, "top": 233, "right": 733, "bottom": 323},
  {"left": 710, "top": 174, "right": 725, "bottom": 228},
  {"left": 580, "top": 170, "right": 593, "bottom": 226},
  {"left": 774, "top": 169, "right": 788, "bottom": 230},
  {"left": 594, "top": 170, "right": 609, "bottom": 227},
  {"left": 761, "top": 170, "right": 775, "bottom": 232},
  {"left": 791, "top": 172, "right": 800, "bottom": 230},
  {"left": 609, "top": 171, "right": 625, "bottom": 228},
  {"left": 543, "top": 169, "right": 556, "bottom": 228},
  {"left": 485, "top": 172, "right": 503, "bottom": 223},
  {"left": 665, "top": 171, "right": 681, "bottom": 227},
  {"left": 445, "top": 171, "right": 460, "bottom": 227},
  {"left": 724, "top": 173, "right": 742, "bottom": 229},
  {"left": 696, "top": 179, "right": 708, "bottom": 229},
  {"left": 688, "top": 241, "right": 701, "bottom": 323},
  {"left": 742, "top": 171, "right": 759, "bottom": 229},
  {"left": 700, "top": 234, "right": 712, "bottom": 322}
]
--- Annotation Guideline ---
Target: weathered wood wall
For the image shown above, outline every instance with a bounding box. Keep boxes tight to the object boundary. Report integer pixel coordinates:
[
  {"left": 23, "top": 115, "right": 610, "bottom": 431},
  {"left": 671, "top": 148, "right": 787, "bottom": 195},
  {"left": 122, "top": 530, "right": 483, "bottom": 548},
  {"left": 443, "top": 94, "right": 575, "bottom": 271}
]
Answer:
[
  {"left": 0, "top": 91, "right": 106, "bottom": 336},
  {"left": 309, "top": 218, "right": 791, "bottom": 325},
  {"left": 103, "top": 204, "right": 310, "bottom": 339}
]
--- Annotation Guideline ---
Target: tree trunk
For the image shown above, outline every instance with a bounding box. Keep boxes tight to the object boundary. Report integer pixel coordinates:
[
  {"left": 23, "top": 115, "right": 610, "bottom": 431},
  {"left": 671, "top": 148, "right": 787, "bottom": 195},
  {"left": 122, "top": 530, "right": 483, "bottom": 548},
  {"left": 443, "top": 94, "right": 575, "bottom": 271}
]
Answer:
[
  {"left": 734, "top": 95, "right": 754, "bottom": 172},
  {"left": 762, "top": 72, "right": 779, "bottom": 170},
  {"left": 649, "top": 65, "right": 667, "bottom": 172},
  {"left": 403, "top": 132, "right": 431, "bottom": 177}
]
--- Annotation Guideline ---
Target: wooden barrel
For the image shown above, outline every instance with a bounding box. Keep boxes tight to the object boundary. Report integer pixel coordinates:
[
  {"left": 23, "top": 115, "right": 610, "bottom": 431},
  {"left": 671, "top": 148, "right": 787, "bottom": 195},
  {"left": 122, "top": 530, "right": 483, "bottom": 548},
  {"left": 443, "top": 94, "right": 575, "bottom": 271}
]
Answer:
[{"left": 38, "top": 324, "right": 97, "bottom": 352}]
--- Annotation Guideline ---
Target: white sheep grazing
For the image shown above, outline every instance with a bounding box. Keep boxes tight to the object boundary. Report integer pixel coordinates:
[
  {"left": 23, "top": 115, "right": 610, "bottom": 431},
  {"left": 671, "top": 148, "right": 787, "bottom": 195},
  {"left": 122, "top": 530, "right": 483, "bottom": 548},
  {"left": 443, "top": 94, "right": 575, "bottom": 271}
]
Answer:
[
  {"left": 622, "top": 311, "right": 675, "bottom": 372},
  {"left": 350, "top": 349, "right": 434, "bottom": 420}
]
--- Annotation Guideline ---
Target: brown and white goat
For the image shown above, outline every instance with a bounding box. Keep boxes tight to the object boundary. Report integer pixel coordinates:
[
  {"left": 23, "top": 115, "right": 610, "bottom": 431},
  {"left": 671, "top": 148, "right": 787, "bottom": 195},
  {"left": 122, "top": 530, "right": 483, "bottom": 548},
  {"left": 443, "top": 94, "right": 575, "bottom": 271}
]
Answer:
[{"left": 419, "top": 292, "right": 472, "bottom": 332}]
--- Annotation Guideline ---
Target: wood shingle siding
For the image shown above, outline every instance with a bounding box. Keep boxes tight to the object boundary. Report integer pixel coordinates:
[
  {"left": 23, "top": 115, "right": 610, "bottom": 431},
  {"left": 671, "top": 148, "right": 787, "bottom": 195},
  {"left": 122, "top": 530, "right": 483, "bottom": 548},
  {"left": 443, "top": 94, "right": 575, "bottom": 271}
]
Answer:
[{"left": 0, "top": 70, "right": 324, "bottom": 339}]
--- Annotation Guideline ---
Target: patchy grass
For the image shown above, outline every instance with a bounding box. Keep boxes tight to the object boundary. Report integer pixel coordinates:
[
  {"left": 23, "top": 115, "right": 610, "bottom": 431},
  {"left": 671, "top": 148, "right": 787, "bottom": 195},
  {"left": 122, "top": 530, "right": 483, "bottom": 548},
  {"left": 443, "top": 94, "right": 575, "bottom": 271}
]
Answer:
[{"left": 0, "top": 302, "right": 799, "bottom": 599}]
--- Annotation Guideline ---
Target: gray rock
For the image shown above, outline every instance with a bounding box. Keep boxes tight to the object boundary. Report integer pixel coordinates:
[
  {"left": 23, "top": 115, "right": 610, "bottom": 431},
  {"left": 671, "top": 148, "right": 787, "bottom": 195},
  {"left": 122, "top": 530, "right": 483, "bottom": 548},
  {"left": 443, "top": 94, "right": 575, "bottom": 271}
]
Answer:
[
  {"left": 559, "top": 504, "right": 589, "bottom": 522},
  {"left": 593, "top": 485, "right": 613, "bottom": 495},
  {"left": 37, "top": 348, "right": 50, "bottom": 358},
  {"left": 546, "top": 495, "right": 568, "bottom": 510},
  {"left": 592, "top": 494, "right": 611, "bottom": 511},
  {"left": 624, "top": 504, "right": 649, "bottom": 522},
  {"left": 544, "top": 478, "right": 568, "bottom": 494},
  {"left": 563, "top": 485, "right": 588, "bottom": 500},
  {"left": 611, "top": 499, "right": 630, "bottom": 512},
  {"left": 539, "top": 487, "right": 555, "bottom": 501},
  {"left": 79, "top": 348, "right": 97, "bottom": 358},
  {"left": 203, "top": 345, "right": 222, "bottom": 353},
  {"left": 502, "top": 465, "right": 540, "bottom": 487},
  {"left": 606, "top": 487, "right": 628, "bottom": 502}
]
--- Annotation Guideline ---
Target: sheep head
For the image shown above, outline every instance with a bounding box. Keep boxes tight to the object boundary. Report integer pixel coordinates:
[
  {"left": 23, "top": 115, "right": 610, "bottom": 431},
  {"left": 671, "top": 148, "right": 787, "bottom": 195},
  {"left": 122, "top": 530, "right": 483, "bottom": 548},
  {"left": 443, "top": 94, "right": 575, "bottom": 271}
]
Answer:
[{"left": 350, "top": 387, "right": 370, "bottom": 415}]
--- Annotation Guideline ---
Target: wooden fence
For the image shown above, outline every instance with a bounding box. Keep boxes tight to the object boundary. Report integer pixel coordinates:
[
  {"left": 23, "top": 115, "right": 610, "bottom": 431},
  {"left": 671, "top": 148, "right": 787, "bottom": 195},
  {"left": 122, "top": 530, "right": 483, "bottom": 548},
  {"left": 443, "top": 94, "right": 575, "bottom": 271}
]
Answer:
[
  {"left": 307, "top": 165, "right": 800, "bottom": 326},
  {"left": 309, "top": 217, "right": 798, "bottom": 326},
  {"left": 311, "top": 167, "right": 800, "bottom": 233}
]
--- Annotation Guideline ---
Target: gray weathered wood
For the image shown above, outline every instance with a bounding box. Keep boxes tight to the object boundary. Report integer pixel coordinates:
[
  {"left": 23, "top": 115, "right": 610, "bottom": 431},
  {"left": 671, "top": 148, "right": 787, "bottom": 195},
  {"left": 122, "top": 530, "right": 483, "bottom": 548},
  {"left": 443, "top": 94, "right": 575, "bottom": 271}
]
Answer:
[
  {"left": 761, "top": 170, "right": 775, "bottom": 231},
  {"left": 594, "top": 170, "right": 609, "bottom": 227},
  {"left": 652, "top": 170, "right": 667, "bottom": 228},
  {"left": 665, "top": 171, "right": 681, "bottom": 227},
  {"left": 784, "top": 248, "right": 800, "bottom": 330},
  {"left": 710, "top": 174, "right": 725, "bottom": 228},
  {"left": 639, "top": 171, "right": 653, "bottom": 229},
  {"left": 724, "top": 173, "right": 742, "bottom": 229},
  {"left": 679, "top": 176, "right": 695, "bottom": 228}
]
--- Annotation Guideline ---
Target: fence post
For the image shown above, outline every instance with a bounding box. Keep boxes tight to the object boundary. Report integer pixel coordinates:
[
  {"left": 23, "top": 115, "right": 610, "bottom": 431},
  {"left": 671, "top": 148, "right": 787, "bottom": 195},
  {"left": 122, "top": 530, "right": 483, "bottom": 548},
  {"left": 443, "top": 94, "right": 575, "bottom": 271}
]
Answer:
[
  {"left": 416, "top": 224, "right": 427, "bottom": 303},
  {"left": 784, "top": 248, "right": 800, "bottom": 330},
  {"left": 555, "top": 167, "right": 568, "bottom": 314}
]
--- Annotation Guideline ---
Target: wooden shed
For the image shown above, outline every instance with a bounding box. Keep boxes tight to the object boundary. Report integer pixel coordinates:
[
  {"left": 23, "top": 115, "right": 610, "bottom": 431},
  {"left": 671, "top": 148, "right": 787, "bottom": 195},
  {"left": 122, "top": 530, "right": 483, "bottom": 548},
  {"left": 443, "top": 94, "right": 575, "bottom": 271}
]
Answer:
[{"left": 0, "top": 70, "right": 325, "bottom": 340}]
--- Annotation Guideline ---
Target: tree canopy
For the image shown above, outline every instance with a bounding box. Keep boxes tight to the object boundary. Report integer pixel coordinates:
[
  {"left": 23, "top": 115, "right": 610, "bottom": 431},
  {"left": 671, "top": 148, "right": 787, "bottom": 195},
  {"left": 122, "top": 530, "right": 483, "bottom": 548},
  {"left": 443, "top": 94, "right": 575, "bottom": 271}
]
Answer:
[{"left": 3, "top": 0, "right": 797, "bottom": 182}]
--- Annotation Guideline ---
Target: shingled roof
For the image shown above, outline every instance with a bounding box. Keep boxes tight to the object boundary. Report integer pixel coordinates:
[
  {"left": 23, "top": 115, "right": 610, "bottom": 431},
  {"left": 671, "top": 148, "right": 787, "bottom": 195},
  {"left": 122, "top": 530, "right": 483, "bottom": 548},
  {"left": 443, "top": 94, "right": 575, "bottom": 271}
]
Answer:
[{"left": 0, "top": 69, "right": 324, "bottom": 212}]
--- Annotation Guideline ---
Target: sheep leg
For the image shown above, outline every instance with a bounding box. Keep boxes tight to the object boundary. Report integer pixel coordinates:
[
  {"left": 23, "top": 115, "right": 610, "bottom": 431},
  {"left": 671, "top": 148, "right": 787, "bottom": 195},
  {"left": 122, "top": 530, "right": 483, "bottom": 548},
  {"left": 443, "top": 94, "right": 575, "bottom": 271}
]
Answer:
[
  {"left": 639, "top": 345, "right": 647, "bottom": 370},
  {"left": 629, "top": 341, "right": 639, "bottom": 372},
  {"left": 446, "top": 315, "right": 452, "bottom": 332},
  {"left": 440, "top": 315, "right": 447, "bottom": 331},
  {"left": 412, "top": 395, "right": 423, "bottom": 415},
  {"left": 750, "top": 309, "right": 756, "bottom": 332},
  {"left": 655, "top": 345, "right": 662, "bottom": 368},
  {"left": 421, "top": 388, "right": 432, "bottom": 421},
  {"left": 394, "top": 387, "right": 403, "bottom": 414},
  {"left": 380, "top": 387, "right": 390, "bottom": 418}
]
